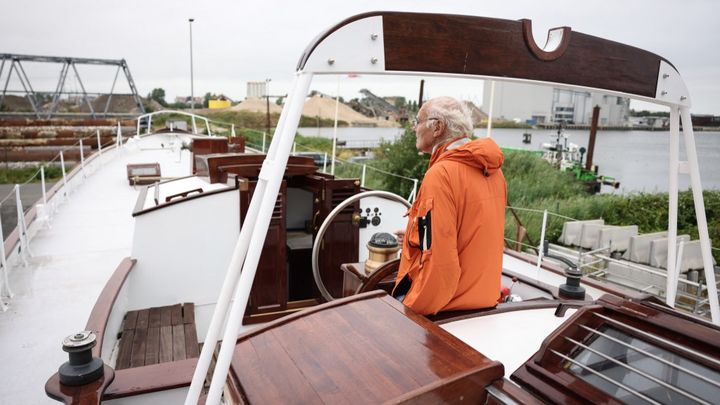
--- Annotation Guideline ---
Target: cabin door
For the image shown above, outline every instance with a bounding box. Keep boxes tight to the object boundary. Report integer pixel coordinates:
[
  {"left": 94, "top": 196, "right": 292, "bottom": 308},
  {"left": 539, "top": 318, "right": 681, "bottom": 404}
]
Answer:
[{"left": 240, "top": 180, "right": 287, "bottom": 317}]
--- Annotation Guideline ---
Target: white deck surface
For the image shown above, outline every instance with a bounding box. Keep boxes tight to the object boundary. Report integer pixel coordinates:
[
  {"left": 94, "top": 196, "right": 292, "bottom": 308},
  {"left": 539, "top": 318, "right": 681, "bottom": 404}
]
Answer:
[
  {"left": 441, "top": 307, "right": 577, "bottom": 377},
  {"left": 0, "top": 134, "right": 195, "bottom": 404}
]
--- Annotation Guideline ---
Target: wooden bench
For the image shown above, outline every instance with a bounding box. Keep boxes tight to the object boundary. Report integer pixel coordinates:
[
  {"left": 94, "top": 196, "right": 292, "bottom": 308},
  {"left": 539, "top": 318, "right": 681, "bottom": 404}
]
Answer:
[{"left": 116, "top": 303, "right": 199, "bottom": 370}]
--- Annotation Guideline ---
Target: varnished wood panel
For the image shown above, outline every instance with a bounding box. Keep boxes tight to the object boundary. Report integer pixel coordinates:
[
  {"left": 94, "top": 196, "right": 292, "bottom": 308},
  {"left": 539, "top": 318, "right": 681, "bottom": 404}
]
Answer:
[
  {"left": 511, "top": 294, "right": 720, "bottom": 403},
  {"left": 298, "top": 12, "right": 667, "bottom": 98},
  {"left": 230, "top": 291, "right": 503, "bottom": 403},
  {"left": 103, "top": 358, "right": 198, "bottom": 400}
]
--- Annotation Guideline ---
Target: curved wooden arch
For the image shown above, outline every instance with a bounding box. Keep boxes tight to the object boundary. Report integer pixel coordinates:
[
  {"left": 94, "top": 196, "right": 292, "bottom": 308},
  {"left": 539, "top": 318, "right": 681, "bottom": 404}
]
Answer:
[{"left": 297, "top": 12, "right": 688, "bottom": 105}]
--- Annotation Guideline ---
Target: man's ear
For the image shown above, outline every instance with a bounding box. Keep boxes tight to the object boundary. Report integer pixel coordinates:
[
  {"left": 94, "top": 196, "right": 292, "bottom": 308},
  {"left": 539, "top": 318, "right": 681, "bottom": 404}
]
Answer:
[{"left": 432, "top": 120, "right": 444, "bottom": 137}]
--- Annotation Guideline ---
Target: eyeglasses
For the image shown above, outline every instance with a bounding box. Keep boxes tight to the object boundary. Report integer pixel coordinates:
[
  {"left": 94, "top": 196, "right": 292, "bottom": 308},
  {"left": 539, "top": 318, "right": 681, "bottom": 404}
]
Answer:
[{"left": 412, "top": 117, "right": 438, "bottom": 127}]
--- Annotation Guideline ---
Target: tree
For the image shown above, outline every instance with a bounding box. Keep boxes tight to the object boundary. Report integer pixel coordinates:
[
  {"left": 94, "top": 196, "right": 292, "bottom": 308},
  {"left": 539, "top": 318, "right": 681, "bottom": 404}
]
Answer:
[
  {"left": 147, "top": 88, "right": 167, "bottom": 106},
  {"left": 373, "top": 125, "right": 428, "bottom": 197}
]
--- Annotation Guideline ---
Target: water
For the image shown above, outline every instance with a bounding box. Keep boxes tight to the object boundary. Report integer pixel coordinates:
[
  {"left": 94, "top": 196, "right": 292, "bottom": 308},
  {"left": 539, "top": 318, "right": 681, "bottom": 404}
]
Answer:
[{"left": 298, "top": 127, "right": 720, "bottom": 194}]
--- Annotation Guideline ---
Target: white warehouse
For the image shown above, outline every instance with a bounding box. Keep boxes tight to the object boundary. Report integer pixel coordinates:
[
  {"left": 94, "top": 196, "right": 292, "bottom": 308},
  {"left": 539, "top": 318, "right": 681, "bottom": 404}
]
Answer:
[{"left": 482, "top": 81, "right": 630, "bottom": 126}]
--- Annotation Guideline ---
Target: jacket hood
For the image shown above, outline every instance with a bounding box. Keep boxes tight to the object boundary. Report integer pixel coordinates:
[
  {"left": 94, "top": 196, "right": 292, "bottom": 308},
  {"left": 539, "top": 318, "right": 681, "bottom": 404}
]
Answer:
[{"left": 429, "top": 137, "right": 504, "bottom": 174}]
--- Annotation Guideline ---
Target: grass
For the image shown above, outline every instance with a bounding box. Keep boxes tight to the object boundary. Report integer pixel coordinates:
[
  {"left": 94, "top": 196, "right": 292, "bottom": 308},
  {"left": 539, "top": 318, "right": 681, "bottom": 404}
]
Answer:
[{"left": 0, "top": 165, "right": 68, "bottom": 184}]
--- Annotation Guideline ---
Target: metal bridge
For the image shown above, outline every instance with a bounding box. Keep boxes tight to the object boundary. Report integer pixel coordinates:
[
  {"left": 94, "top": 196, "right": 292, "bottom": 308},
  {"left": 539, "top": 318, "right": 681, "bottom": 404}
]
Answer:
[{"left": 0, "top": 53, "right": 145, "bottom": 118}]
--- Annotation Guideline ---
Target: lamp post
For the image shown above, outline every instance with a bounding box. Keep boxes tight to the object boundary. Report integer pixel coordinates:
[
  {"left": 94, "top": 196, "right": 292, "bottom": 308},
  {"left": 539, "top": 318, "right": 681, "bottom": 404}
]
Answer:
[
  {"left": 265, "top": 78, "right": 271, "bottom": 136},
  {"left": 189, "top": 18, "right": 195, "bottom": 110}
]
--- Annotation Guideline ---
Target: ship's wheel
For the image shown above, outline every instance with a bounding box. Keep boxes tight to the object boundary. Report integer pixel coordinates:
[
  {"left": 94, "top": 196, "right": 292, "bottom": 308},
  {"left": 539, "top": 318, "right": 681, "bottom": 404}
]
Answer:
[{"left": 312, "top": 190, "right": 411, "bottom": 301}]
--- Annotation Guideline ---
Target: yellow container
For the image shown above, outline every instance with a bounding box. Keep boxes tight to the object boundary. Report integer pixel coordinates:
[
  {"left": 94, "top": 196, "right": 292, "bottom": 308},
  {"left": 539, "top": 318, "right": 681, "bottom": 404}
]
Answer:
[{"left": 209, "top": 99, "right": 231, "bottom": 109}]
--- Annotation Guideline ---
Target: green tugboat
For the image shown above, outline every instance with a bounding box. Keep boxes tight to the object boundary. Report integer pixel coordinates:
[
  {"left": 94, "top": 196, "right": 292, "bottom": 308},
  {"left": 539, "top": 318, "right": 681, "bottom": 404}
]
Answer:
[{"left": 540, "top": 124, "right": 620, "bottom": 193}]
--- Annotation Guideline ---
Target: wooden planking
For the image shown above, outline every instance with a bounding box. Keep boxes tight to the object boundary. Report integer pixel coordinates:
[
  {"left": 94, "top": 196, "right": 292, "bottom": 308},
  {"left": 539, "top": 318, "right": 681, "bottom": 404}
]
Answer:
[
  {"left": 148, "top": 307, "right": 162, "bottom": 328},
  {"left": 115, "top": 330, "right": 134, "bottom": 370},
  {"left": 130, "top": 328, "right": 147, "bottom": 368},
  {"left": 115, "top": 303, "right": 199, "bottom": 371},
  {"left": 182, "top": 302, "right": 195, "bottom": 324},
  {"left": 170, "top": 304, "right": 183, "bottom": 325},
  {"left": 172, "top": 324, "right": 186, "bottom": 361},
  {"left": 160, "top": 305, "right": 172, "bottom": 326},
  {"left": 145, "top": 327, "right": 160, "bottom": 366},
  {"left": 184, "top": 323, "right": 199, "bottom": 358},
  {"left": 159, "top": 326, "right": 173, "bottom": 364},
  {"left": 135, "top": 309, "right": 149, "bottom": 330},
  {"left": 123, "top": 311, "right": 138, "bottom": 331}
]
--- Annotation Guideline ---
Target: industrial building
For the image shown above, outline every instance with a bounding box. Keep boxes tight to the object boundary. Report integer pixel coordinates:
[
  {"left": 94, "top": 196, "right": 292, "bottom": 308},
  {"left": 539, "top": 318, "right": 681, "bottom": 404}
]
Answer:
[{"left": 482, "top": 81, "right": 630, "bottom": 126}]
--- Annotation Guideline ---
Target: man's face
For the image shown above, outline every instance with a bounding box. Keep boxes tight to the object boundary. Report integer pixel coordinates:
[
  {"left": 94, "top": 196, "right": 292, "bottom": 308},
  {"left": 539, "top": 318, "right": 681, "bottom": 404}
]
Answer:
[{"left": 414, "top": 106, "right": 436, "bottom": 153}]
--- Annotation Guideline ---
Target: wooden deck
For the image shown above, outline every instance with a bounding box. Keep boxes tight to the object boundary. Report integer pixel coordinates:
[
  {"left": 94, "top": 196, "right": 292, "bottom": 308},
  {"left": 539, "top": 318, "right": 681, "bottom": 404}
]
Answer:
[{"left": 116, "top": 303, "right": 199, "bottom": 370}]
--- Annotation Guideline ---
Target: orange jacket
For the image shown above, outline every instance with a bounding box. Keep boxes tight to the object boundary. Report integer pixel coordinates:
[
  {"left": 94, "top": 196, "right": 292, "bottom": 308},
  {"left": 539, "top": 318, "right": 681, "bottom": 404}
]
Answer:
[{"left": 395, "top": 137, "right": 506, "bottom": 315}]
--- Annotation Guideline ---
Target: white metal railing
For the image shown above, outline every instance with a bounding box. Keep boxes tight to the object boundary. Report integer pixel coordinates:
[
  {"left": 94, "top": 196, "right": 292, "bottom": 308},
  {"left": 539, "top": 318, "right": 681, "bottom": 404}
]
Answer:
[
  {"left": 0, "top": 121, "right": 128, "bottom": 310},
  {"left": 504, "top": 205, "right": 720, "bottom": 319}
]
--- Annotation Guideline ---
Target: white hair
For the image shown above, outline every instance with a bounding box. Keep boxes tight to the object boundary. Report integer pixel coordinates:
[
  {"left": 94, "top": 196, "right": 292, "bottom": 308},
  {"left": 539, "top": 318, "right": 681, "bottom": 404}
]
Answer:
[{"left": 424, "top": 97, "right": 473, "bottom": 138}]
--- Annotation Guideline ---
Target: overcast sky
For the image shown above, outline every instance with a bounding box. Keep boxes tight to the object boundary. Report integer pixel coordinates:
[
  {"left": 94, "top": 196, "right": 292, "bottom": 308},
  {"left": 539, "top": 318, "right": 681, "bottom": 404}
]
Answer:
[{"left": 1, "top": 0, "right": 718, "bottom": 113}]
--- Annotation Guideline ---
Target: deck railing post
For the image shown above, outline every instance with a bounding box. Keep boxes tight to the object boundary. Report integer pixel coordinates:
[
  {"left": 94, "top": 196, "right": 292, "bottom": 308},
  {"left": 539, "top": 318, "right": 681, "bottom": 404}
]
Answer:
[
  {"left": 666, "top": 107, "right": 680, "bottom": 308},
  {"left": 60, "top": 151, "right": 68, "bottom": 198},
  {"left": 40, "top": 166, "right": 47, "bottom": 206},
  {"left": 293, "top": 142, "right": 296, "bottom": 155},
  {"left": 262, "top": 132, "right": 266, "bottom": 152},
  {"left": 96, "top": 129, "right": 102, "bottom": 159},
  {"left": 323, "top": 152, "right": 328, "bottom": 173},
  {"left": 231, "top": 124, "right": 236, "bottom": 137},
  {"left": 116, "top": 122, "right": 123, "bottom": 148},
  {"left": 14, "top": 184, "right": 32, "bottom": 264},
  {"left": 536, "top": 209, "right": 549, "bottom": 278},
  {"left": 361, "top": 164, "right": 367, "bottom": 187},
  {"left": 0, "top": 209, "right": 11, "bottom": 307},
  {"left": 79, "top": 139, "right": 85, "bottom": 178},
  {"left": 205, "top": 118, "right": 211, "bottom": 136},
  {"left": 147, "top": 115, "right": 152, "bottom": 135},
  {"left": 191, "top": 116, "right": 197, "bottom": 134}
]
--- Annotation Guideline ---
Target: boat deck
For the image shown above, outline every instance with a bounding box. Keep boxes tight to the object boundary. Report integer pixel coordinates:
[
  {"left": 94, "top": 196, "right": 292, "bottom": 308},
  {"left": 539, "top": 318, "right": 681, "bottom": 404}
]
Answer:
[
  {"left": 0, "top": 134, "right": 194, "bottom": 404},
  {"left": 116, "top": 303, "right": 199, "bottom": 370}
]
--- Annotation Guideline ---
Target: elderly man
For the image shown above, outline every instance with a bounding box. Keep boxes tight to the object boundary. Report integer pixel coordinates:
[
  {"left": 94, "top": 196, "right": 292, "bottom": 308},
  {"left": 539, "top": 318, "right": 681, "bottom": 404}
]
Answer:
[{"left": 394, "top": 96, "right": 506, "bottom": 315}]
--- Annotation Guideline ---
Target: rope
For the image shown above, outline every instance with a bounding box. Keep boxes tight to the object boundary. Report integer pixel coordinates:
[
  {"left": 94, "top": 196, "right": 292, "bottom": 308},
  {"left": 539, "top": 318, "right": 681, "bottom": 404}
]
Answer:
[
  {"left": 0, "top": 187, "right": 15, "bottom": 205},
  {"left": 505, "top": 206, "right": 578, "bottom": 221}
]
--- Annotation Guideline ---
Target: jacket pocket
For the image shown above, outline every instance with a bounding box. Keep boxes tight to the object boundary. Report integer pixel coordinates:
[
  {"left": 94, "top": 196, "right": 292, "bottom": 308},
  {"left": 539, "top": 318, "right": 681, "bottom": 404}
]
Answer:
[{"left": 406, "top": 198, "right": 433, "bottom": 269}]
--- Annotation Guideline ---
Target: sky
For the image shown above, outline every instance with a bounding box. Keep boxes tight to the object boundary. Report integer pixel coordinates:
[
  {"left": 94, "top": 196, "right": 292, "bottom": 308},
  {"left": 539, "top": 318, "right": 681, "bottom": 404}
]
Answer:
[{"left": 1, "top": 0, "right": 719, "bottom": 113}]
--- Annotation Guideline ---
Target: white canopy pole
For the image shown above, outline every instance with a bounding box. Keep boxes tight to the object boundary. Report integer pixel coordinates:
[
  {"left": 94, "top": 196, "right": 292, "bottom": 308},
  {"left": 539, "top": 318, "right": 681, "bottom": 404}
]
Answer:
[
  {"left": 185, "top": 75, "right": 303, "bottom": 405},
  {"left": 680, "top": 106, "right": 719, "bottom": 324},
  {"left": 486, "top": 80, "right": 495, "bottom": 138},
  {"left": 195, "top": 72, "right": 312, "bottom": 405},
  {"left": 331, "top": 77, "right": 340, "bottom": 175},
  {"left": 665, "top": 106, "right": 680, "bottom": 307}
]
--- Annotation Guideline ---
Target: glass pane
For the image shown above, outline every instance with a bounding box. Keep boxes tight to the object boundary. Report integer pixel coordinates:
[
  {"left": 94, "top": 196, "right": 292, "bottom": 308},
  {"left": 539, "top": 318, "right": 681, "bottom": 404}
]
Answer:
[{"left": 566, "top": 325, "right": 720, "bottom": 404}]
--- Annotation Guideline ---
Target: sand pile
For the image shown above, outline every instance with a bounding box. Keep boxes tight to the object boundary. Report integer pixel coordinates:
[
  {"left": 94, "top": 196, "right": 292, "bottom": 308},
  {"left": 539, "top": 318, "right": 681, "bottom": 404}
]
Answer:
[
  {"left": 302, "top": 95, "right": 397, "bottom": 127},
  {"left": 231, "top": 97, "right": 283, "bottom": 114}
]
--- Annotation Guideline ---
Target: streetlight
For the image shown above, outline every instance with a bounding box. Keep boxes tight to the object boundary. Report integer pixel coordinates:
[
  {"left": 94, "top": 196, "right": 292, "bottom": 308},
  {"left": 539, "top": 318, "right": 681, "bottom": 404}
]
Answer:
[
  {"left": 265, "top": 78, "right": 271, "bottom": 136},
  {"left": 188, "top": 18, "right": 195, "bottom": 110}
]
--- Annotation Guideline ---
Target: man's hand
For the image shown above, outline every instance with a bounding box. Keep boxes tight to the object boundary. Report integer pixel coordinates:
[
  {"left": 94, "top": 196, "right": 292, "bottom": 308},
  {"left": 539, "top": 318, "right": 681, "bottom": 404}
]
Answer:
[{"left": 394, "top": 229, "right": 405, "bottom": 245}]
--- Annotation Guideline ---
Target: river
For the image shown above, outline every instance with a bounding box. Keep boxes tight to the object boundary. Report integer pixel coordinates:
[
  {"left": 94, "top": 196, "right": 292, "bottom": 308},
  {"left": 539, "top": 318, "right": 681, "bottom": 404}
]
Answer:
[{"left": 297, "top": 127, "right": 720, "bottom": 194}]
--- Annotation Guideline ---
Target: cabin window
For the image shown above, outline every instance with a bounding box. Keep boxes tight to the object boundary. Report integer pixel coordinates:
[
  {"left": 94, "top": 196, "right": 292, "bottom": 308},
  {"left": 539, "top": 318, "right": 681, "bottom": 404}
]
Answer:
[{"left": 564, "top": 324, "right": 720, "bottom": 404}]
